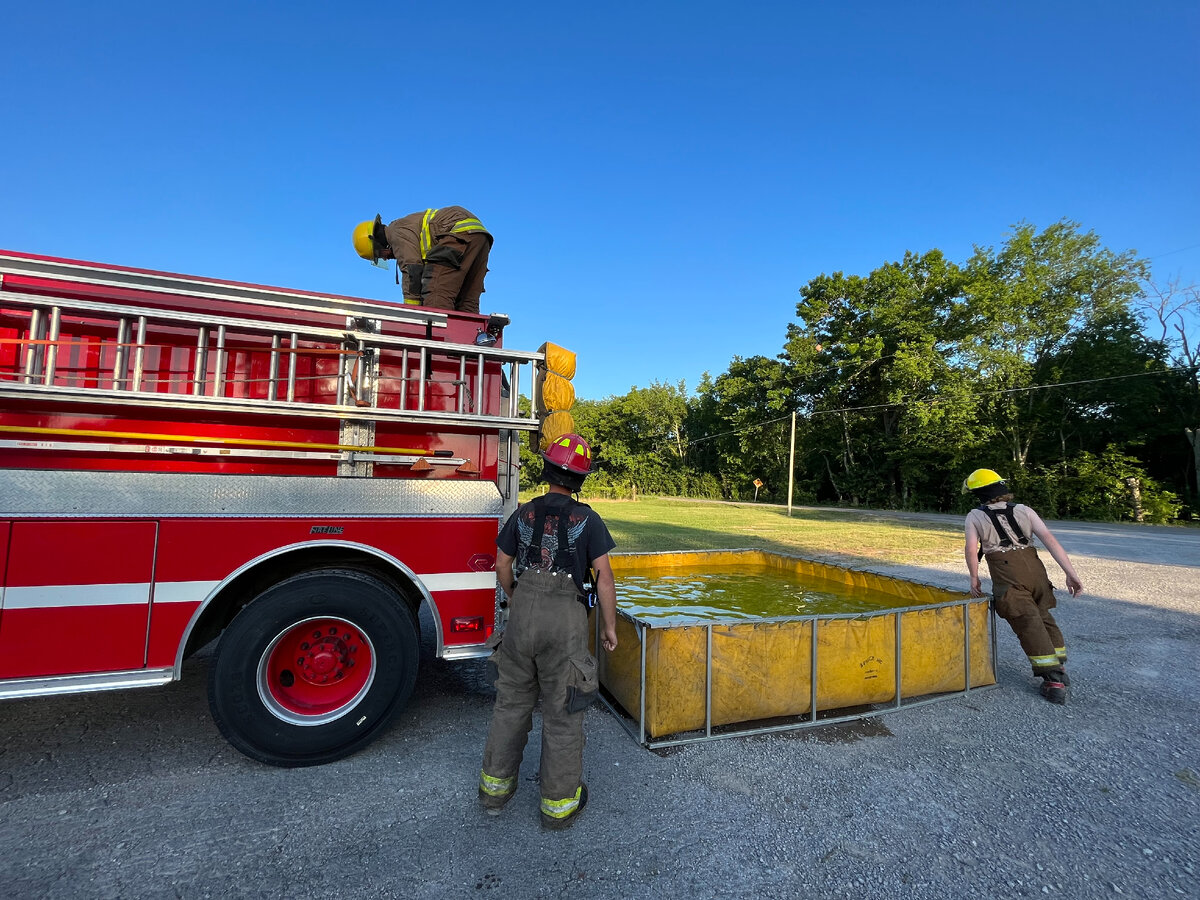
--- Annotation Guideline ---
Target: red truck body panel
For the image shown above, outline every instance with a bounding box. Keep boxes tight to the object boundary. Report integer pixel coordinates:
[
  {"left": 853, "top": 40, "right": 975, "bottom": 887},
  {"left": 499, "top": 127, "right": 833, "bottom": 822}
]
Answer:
[{"left": 0, "top": 250, "right": 538, "bottom": 698}]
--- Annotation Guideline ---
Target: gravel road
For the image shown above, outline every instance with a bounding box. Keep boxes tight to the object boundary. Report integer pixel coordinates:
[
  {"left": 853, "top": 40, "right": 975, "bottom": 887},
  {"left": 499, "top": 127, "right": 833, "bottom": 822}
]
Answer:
[{"left": 1, "top": 525, "right": 1197, "bottom": 900}]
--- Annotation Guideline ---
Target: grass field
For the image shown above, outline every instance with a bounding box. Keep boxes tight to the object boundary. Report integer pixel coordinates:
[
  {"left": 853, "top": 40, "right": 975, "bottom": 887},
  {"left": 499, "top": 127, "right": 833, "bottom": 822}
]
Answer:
[{"left": 577, "top": 496, "right": 966, "bottom": 567}]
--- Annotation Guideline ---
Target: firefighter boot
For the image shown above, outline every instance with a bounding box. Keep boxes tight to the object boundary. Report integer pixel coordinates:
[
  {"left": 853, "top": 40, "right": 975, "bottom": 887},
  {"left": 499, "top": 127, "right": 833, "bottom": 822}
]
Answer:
[
  {"left": 1039, "top": 669, "right": 1068, "bottom": 705},
  {"left": 541, "top": 783, "right": 588, "bottom": 831},
  {"left": 478, "top": 771, "right": 517, "bottom": 816}
]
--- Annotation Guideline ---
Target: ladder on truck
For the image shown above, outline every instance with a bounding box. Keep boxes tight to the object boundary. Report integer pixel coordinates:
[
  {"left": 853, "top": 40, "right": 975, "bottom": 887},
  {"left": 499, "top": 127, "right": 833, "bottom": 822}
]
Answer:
[{"left": 0, "top": 252, "right": 543, "bottom": 486}]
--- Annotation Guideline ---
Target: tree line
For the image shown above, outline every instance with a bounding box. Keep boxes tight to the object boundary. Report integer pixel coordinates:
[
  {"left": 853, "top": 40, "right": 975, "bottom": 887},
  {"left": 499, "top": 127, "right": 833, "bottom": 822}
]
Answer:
[{"left": 523, "top": 221, "right": 1200, "bottom": 523}]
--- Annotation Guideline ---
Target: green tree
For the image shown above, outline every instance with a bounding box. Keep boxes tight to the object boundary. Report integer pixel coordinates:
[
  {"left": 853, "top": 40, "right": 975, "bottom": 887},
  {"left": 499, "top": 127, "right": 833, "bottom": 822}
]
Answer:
[
  {"left": 570, "top": 382, "right": 695, "bottom": 497},
  {"left": 959, "top": 220, "right": 1148, "bottom": 471},
  {"left": 1026, "top": 309, "right": 1174, "bottom": 464},
  {"left": 549, "top": 220, "right": 1187, "bottom": 521},
  {"left": 786, "top": 249, "right": 974, "bottom": 507},
  {"left": 1135, "top": 277, "right": 1200, "bottom": 509},
  {"left": 690, "top": 357, "right": 794, "bottom": 501}
]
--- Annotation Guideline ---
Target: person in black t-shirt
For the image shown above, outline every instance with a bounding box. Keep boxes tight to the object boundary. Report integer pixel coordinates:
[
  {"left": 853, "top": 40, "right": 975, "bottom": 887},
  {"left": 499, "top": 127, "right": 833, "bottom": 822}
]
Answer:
[{"left": 478, "top": 433, "right": 617, "bottom": 830}]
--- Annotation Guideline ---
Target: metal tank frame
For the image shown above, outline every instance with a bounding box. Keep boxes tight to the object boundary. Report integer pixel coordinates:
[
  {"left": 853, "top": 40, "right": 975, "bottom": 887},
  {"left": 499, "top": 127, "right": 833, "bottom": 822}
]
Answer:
[{"left": 592, "top": 549, "right": 999, "bottom": 749}]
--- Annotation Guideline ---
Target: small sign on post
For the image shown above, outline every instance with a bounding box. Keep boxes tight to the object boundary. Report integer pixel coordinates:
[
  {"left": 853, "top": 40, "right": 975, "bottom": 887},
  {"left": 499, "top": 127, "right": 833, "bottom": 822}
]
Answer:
[{"left": 753, "top": 478, "right": 763, "bottom": 501}]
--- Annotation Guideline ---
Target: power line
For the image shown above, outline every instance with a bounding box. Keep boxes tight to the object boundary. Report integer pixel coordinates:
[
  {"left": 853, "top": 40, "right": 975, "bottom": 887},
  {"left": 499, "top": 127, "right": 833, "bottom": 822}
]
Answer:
[
  {"left": 1148, "top": 241, "right": 1200, "bottom": 261},
  {"left": 681, "top": 365, "right": 1195, "bottom": 449},
  {"left": 684, "top": 413, "right": 794, "bottom": 447},
  {"left": 809, "top": 367, "right": 1192, "bottom": 417}
]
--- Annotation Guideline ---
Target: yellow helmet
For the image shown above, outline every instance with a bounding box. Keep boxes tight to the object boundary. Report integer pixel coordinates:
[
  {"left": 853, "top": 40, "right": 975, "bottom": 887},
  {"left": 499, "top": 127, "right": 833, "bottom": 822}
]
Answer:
[
  {"left": 963, "top": 468, "right": 1004, "bottom": 494},
  {"left": 352, "top": 214, "right": 385, "bottom": 261}
]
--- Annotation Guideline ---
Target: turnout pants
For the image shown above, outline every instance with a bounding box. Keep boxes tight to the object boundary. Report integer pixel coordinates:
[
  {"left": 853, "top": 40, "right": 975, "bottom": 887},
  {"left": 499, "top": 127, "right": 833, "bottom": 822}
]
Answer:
[
  {"left": 422, "top": 231, "right": 491, "bottom": 314},
  {"left": 480, "top": 569, "right": 598, "bottom": 815},
  {"left": 985, "top": 546, "right": 1066, "bottom": 674}
]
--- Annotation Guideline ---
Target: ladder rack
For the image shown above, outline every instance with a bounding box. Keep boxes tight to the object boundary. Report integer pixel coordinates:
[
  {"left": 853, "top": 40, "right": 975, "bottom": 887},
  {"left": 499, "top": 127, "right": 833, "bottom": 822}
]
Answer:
[
  {"left": 0, "top": 280, "right": 540, "bottom": 432},
  {"left": 0, "top": 251, "right": 446, "bottom": 330}
]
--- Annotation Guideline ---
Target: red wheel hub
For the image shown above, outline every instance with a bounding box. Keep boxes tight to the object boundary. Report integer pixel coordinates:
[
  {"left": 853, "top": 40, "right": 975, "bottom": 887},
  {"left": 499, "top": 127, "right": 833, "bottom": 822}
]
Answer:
[{"left": 259, "top": 617, "right": 375, "bottom": 722}]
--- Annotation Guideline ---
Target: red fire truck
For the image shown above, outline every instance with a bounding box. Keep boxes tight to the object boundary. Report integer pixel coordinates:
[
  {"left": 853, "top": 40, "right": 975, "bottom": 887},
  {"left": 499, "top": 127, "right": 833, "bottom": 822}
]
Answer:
[{"left": 0, "top": 250, "right": 568, "bottom": 766}]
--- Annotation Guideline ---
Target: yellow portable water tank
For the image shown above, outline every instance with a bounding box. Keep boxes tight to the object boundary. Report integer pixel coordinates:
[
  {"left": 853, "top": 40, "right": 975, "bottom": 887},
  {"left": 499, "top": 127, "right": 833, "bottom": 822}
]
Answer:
[{"left": 595, "top": 549, "right": 994, "bottom": 740}]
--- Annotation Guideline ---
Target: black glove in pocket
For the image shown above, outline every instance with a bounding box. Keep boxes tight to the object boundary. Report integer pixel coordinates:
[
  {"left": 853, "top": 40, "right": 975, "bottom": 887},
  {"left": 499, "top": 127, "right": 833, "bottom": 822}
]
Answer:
[
  {"left": 424, "top": 242, "right": 465, "bottom": 270},
  {"left": 484, "top": 630, "right": 504, "bottom": 686},
  {"left": 564, "top": 653, "right": 599, "bottom": 714}
]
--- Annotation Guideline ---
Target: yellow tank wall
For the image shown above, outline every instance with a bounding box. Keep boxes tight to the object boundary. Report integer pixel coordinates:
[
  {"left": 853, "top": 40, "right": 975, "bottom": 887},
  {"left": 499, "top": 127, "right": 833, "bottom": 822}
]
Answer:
[
  {"left": 900, "top": 602, "right": 994, "bottom": 694},
  {"left": 598, "top": 550, "right": 995, "bottom": 738},
  {"left": 592, "top": 614, "right": 650, "bottom": 727}
]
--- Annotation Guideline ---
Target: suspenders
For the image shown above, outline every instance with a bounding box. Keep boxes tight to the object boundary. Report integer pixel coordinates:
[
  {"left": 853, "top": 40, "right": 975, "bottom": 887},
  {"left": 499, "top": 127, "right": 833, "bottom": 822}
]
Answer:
[
  {"left": 977, "top": 503, "right": 1030, "bottom": 560},
  {"left": 523, "top": 496, "right": 597, "bottom": 607}
]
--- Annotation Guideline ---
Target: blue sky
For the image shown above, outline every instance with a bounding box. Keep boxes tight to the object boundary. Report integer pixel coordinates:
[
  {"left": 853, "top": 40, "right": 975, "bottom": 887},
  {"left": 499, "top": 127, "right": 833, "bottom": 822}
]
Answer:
[{"left": 2, "top": 2, "right": 1197, "bottom": 401}]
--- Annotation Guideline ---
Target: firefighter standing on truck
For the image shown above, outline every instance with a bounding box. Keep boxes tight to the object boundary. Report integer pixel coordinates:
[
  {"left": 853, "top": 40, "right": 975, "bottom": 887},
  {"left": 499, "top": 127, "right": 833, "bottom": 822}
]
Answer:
[
  {"left": 478, "top": 433, "right": 618, "bottom": 830},
  {"left": 351, "top": 207, "right": 492, "bottom": 312},
  {"left": 963, "top": 468, "right": 1085, "bottom": 704}
]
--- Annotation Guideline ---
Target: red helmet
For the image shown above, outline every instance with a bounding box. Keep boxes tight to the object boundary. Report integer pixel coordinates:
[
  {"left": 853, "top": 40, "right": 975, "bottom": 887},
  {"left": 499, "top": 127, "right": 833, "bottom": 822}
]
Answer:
[{"left": 541, "top": 433, "right": 592, "bottom": 476}]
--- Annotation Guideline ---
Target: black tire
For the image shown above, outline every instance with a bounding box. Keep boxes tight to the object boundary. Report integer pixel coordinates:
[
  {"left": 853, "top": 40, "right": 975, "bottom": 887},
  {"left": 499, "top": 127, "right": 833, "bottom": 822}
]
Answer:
[{"left": 208, "top": 568, "right": 418, "bottom": 767}]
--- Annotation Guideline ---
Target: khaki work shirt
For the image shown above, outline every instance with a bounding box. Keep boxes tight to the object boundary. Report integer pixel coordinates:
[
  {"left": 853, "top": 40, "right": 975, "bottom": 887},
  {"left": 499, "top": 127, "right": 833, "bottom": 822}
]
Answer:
[{"left": 965, "top": 502, "right": 1041, "bottom": 556}]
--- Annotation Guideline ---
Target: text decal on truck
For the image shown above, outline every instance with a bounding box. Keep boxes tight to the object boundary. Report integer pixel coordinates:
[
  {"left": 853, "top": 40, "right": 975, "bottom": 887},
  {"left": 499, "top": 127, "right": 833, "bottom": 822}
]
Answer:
[{"left": 310, "top": 525, "right": 345, "bottom": 534}]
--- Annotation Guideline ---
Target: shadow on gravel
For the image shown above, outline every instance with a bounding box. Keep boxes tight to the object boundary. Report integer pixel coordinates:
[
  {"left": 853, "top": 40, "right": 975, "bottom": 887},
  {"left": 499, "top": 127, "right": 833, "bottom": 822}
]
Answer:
[
  {"left": 2, "top": 569, "right": 1195, "bottom": 801},
  {"left": 642, "top": 716, "right": 893, "bottom": 758},
  {"left": 782, "top": 716, "right": 893, "bottom": 743}
]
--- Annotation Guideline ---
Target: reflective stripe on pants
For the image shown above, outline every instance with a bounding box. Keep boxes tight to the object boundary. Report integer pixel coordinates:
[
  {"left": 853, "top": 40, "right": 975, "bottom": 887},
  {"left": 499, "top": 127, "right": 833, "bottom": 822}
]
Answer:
[{"left": 480, "top": 569, "right": 589, "bottom": 806}]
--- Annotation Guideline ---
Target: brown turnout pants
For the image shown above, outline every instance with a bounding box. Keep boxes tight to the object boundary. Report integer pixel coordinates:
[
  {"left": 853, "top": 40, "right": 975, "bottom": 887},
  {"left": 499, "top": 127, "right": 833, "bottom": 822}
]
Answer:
[
  {"left": 422, "top": 231, "right": 491, "bottom": 314},
  {"left": 481, "top": 569, "right": 595, "bottom": 805},
  {"left": 985, "top": 546, "right": 1065, "bottom": 674}
]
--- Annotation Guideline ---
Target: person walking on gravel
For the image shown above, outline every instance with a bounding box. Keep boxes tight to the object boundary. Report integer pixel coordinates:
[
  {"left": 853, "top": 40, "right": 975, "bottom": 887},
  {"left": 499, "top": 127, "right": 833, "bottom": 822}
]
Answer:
[{"left": 963, "top": 468, "right": 1084, "bottom": 704}]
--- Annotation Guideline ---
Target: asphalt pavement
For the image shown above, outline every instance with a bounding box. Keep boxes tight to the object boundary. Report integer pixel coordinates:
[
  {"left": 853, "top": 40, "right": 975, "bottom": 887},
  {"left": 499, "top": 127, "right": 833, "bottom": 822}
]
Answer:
[{"left": 1, "top": 519, "right": 1198, "bottom": 899}]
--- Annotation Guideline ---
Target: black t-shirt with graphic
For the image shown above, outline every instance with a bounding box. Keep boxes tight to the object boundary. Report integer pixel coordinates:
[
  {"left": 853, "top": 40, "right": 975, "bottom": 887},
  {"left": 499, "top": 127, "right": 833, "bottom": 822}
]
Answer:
[{"left": 496, "top": 493, "right": 615, "bottom": 597}]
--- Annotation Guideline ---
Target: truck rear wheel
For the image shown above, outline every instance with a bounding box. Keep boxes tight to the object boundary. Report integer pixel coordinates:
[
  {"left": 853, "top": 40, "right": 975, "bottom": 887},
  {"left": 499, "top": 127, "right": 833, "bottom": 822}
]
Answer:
[{"left": 208, "top": 568, "right": 418, "bottom": 767}]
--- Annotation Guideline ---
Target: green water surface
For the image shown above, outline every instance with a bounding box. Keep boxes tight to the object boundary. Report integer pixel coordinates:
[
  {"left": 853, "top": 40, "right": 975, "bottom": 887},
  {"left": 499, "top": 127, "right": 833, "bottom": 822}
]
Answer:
[{"left": 615, "top": 566, "right": 910, "bottom": 624}]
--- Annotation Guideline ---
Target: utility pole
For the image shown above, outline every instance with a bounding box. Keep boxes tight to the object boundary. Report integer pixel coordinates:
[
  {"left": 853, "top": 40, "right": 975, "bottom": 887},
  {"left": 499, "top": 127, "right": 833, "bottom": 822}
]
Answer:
[{"left": 787, "top": 410, "right": 796, "bottom": 517}]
